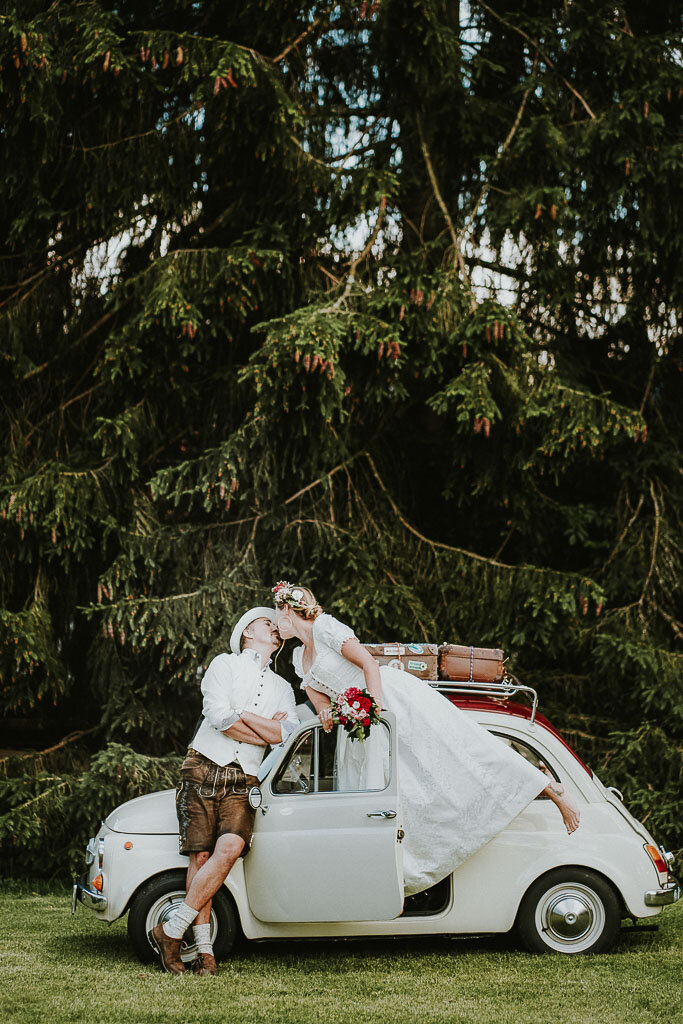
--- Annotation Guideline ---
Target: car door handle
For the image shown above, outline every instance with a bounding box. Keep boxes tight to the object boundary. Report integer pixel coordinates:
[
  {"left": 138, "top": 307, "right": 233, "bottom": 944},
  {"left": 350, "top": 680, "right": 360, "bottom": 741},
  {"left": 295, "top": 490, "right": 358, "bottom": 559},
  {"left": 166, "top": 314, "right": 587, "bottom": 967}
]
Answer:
[{"left": 366, "top": 810, "right": 397, "bottom": 819}]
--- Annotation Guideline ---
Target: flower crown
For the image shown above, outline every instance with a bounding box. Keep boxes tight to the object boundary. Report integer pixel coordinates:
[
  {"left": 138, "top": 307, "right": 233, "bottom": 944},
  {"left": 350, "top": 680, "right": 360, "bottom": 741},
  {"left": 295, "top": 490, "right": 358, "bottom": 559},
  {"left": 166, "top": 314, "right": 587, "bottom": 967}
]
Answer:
[{"left": 272, "top": 580, "right": 307, "bottom": 610}]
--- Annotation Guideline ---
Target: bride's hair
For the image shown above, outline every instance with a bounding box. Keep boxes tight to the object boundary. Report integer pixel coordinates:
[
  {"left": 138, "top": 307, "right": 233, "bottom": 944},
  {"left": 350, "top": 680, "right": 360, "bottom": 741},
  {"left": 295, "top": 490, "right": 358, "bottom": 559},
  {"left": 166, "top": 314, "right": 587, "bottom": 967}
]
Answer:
[{"left": 272, "top": 581, "right": 322, "bottom": 620}]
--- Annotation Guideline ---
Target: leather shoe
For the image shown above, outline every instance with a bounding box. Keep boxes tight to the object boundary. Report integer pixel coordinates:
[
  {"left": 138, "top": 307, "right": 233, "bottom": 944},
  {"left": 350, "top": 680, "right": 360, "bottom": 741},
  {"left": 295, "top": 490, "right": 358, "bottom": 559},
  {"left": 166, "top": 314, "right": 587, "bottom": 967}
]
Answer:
[
  {"left": 192, "top": 952, "right": 218, "bottom": 976},
  {"left": 148, "top": 923, "right": 186, "bottom": 974}
]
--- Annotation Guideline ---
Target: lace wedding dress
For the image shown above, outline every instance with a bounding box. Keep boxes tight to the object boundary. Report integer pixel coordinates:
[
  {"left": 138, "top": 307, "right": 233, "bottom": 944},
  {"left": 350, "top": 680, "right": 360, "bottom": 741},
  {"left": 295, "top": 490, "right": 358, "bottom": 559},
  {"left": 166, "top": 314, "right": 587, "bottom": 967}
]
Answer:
[{"left": 292, "top": 614, "right": 548, "bottom": 896}]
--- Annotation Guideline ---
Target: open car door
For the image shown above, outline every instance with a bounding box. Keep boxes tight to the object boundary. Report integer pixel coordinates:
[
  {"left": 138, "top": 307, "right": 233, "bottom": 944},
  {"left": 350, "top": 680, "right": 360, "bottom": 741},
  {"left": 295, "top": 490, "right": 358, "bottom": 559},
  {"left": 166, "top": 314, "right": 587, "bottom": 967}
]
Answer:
[{"left": 244, "top": 712, "right": 403, "bottom": 923}]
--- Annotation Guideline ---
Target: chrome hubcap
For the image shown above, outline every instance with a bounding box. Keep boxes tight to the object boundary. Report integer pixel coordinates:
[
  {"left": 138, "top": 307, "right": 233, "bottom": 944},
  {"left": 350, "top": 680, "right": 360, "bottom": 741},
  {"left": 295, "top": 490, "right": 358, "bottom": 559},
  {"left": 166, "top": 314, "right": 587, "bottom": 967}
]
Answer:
[
  {"left": 146, "top": 891, "right": 218, "bottom": 963},
  {"left": 547, "top": 895, "right": 592, "bottom": 938},
  {"left": 535, "top": 883, "right": 605, "bottom": 952}
]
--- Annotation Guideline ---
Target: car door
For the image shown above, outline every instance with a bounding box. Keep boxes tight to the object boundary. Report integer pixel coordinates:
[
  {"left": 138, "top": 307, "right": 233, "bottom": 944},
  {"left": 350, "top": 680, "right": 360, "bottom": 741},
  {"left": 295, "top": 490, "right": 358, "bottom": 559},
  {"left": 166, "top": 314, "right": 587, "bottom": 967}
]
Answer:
[{"left": 244, "top": 712, "right": 404, "bottom": 923}]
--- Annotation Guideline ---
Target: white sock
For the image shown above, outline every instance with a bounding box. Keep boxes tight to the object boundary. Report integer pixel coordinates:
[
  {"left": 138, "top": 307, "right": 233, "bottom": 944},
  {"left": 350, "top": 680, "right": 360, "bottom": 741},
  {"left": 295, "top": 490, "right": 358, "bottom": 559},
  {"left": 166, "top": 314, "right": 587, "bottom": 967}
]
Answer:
[
  {"left": 162, "top": 901, "right": 197, "bottom": 939},
  {"left": 193, "top": 923, "right": 213, "bottom": 954}
]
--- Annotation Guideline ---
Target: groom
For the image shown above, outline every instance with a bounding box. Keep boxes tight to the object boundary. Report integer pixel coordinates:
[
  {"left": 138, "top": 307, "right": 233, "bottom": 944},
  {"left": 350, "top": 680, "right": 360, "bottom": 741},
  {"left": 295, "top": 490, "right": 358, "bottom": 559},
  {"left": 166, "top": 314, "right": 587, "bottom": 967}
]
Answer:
[{"left": 149, "top": 606, "right": 299, "bottom": 975}]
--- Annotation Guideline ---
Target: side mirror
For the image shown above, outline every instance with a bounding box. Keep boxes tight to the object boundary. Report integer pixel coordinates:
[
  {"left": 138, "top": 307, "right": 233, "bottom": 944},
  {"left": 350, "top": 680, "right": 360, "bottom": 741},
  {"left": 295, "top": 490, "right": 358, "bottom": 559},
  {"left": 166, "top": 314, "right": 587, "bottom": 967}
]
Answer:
[{"left": 248, "top": 786, "right": 263, "bottom": 809}]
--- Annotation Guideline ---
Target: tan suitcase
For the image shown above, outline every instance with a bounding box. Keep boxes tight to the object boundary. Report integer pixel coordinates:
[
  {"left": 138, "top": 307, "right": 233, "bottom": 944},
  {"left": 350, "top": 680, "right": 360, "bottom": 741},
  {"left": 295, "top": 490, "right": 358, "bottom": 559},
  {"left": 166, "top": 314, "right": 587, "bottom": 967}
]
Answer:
[
  {"left": 363, "top": 643, "right": 438, "bottom": 681},
  {"left": 438, "top": 644, "right": 505, "bottom": 683}
]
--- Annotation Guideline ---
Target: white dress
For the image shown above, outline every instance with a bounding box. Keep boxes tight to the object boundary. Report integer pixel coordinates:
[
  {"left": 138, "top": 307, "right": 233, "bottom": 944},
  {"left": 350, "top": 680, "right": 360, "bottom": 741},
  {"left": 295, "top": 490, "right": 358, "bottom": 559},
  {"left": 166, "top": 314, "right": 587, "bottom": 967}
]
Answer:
[{"left": 293, "top": 614, "right": 548, "bottom": 896}]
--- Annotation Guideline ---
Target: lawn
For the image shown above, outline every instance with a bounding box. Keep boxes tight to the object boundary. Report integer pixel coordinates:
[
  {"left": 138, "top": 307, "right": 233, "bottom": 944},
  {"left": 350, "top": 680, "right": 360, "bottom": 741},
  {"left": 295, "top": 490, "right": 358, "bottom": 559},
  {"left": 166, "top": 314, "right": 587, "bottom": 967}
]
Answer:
[{"left": 0, "top": 883, "right": 681, "bottom": 1024}]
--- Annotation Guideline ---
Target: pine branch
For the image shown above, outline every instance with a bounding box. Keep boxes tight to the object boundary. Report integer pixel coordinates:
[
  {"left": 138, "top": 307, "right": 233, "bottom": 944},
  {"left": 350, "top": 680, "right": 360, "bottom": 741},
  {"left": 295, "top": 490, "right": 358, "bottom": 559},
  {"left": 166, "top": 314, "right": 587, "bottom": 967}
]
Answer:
[
  {"left": 638, "top": 480, "right": 662, "bottom": 631},
  {"left": 472, "top": 1, "right": 597, "bottom": 120},
  {"left": 416, "top": 112, "right": 473, "bottom": 298},
  {"left": 0, "top": 728, "right": 99, "bottom": 774},
  {"left": 284, "top": 454, "right": 364, "bottom": 505},
  {"left": 326, "top": 202, "right": 387, "bottom": 311},
  {"left": 22, "top": 312, "right": 115, "bottom": 381},
  {"left": 459, "top": 55, "right": 539, "bottom": 249},
  {"left": 601, "top": 493, "right": 645, "bottom": 572},
  {"left": 270, "top": 14, "right": 329, "bottom": 63},
  {"left": 363, "top": 453, "right": 600, "bottom": 587},
  {"left": 1, "top": 779, "right": 70, "bottom": 818}
]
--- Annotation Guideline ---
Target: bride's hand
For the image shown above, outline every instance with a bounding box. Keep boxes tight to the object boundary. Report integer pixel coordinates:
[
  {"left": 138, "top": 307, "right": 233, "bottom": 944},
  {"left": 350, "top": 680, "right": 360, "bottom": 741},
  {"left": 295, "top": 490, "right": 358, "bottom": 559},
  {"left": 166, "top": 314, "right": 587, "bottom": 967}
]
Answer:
[{"left": 318, "top": 707, "right": 334, "bottom": 733}]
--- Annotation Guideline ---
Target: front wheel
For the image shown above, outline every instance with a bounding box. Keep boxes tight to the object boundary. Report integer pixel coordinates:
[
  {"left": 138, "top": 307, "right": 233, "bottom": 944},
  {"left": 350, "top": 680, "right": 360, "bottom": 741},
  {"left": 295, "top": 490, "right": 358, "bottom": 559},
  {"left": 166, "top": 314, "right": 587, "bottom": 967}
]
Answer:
[
  {"left": 127, "top": 870, "right": 238, "bottom": 964},
  {"left": 516, "top": 868, "right": 620, "bottom": 954}
]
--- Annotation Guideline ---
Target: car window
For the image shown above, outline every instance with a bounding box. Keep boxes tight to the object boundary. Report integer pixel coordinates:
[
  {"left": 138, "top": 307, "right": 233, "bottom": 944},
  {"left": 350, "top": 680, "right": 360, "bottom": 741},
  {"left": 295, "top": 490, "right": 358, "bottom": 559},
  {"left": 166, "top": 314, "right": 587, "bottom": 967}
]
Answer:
[
  {"left": 490, "top": 731, "right": 560, "bottom": 794},
  {"left": 272, "top": 723, "right": 391, "bottom": 795}
]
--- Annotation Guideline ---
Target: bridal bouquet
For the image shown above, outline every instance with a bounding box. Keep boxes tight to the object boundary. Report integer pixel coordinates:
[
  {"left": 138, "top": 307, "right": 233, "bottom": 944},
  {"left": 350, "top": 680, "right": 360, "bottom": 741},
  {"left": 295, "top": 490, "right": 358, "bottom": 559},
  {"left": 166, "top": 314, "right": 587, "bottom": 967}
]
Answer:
[{"left": 332, "top": 687, "right": 381, "bottom": 742}]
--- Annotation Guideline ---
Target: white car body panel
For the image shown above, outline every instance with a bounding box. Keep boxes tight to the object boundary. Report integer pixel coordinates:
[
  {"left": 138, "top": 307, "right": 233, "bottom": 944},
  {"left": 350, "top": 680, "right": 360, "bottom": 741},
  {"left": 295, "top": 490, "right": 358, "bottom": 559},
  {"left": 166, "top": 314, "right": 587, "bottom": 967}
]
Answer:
[
  {"left": 81, "top": 705, "right": 669, "bottom": 939},
  {"left": 243, "top": 718, "right": 404, "bottom": 922}
]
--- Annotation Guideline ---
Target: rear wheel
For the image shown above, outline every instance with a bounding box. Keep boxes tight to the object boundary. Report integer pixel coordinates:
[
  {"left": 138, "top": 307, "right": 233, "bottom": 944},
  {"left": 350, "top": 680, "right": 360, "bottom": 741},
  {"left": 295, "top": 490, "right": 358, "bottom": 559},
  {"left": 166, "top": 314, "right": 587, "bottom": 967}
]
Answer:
[
  {"left": 516, "top": 868, "right": 620, "bottom": 954},
  {"left": 127, "top": 870, "right": 238, "bottom": 964}
]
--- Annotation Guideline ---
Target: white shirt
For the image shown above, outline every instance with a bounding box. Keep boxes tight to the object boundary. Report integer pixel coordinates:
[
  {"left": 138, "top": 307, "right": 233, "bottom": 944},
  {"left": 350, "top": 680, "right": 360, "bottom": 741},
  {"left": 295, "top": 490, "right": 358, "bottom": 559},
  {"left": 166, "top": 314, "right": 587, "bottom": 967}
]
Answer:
[{"left": 192, "top": 649, "right": 299, "bottom": 774}]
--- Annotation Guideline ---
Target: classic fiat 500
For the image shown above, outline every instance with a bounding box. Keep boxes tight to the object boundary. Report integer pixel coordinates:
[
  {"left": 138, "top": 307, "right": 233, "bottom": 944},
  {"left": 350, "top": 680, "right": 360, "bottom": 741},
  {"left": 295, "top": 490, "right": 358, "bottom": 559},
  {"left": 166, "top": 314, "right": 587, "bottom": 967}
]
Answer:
[{"left": 73, "top": 685, "right": 679, "bottom": 957}]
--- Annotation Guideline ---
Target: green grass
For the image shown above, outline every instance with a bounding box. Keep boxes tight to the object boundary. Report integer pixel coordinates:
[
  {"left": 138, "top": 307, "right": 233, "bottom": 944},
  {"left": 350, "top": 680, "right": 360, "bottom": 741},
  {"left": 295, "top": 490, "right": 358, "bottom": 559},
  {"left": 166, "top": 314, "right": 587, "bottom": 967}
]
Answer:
[{"left": 0, "top": 884, "right": 681, "bottom": 1024}]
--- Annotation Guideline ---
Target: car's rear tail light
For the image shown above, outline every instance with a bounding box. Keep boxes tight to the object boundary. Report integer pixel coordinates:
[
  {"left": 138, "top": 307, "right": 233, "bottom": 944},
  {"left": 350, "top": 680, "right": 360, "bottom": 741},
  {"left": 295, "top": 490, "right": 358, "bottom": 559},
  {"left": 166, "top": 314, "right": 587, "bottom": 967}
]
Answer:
[
  {"left": 92, "top": 874, "right": 103, "bottom": 892},
  {"left": 644, "top": 844, "right": 669, "bottom": 884}
]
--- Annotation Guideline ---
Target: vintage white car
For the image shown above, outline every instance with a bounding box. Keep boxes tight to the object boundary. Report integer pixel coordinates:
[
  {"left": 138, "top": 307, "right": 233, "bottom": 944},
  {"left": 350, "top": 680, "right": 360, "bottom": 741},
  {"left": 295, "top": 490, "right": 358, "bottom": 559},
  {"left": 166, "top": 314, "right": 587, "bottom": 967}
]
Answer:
[{"left": 72, "top": 682, "right": 679, "bottom": 957}]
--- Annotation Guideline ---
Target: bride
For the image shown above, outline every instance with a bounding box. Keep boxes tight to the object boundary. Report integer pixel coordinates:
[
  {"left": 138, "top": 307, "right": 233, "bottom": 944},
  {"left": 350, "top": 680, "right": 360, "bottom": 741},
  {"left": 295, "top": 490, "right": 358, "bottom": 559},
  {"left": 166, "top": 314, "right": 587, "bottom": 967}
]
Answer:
[{"left": 272, "top": 581, "right": 580, "bottom": 896}]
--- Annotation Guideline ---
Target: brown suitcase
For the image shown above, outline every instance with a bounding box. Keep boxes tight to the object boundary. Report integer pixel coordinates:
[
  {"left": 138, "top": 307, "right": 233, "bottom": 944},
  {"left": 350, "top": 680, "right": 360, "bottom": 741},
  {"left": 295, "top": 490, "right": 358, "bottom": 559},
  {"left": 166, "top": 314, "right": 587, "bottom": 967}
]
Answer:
[
  {"left": 438, "top": 644, "right": 505, "bottom": 683},
  {"left": 363, "top": 643, "right": 438, "bottom": 681}
]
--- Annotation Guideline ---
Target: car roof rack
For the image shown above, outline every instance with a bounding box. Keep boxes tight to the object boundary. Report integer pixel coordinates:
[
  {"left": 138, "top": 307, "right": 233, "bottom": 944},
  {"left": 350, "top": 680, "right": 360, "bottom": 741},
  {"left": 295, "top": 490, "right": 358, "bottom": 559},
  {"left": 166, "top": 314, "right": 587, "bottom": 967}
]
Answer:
[{"left": 431, "top": 676, "right": 539, "bottom": 725}]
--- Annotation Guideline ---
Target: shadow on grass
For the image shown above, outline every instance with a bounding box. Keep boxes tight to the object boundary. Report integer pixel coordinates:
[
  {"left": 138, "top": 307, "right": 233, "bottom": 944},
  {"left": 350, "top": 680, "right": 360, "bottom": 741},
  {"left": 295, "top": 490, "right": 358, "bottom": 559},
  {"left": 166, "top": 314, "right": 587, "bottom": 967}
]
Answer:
[
  {"left": 58, "top": 923, "right": 518, "bottom": 968},
  {"left": 60, "top": 915, "right": 666, "bottom": 970},
  {"left": 54, "top": 929, "right": 136, "bottom": 962},
  {"left": 239, "top": 931, "right": 517, "bottom": 963}
]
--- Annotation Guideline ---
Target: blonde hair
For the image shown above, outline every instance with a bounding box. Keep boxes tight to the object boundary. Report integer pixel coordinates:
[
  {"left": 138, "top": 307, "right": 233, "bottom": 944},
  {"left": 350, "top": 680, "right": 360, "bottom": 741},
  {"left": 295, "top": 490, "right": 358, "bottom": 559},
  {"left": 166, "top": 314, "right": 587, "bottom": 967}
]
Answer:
[
  {"left": 273, "top": 582, "right": 322, "bottom": 620},
  {"left": 291, "top": 586, "right": 322, "bottom": 620}
]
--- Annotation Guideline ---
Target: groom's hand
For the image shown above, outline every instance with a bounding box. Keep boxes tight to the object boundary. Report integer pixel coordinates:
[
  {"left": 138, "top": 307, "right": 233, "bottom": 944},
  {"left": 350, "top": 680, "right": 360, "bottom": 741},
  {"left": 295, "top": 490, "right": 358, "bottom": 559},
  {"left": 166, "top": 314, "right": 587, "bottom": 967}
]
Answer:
[{"left": 271, "top": 711, "right": 287, "bottom": 721}]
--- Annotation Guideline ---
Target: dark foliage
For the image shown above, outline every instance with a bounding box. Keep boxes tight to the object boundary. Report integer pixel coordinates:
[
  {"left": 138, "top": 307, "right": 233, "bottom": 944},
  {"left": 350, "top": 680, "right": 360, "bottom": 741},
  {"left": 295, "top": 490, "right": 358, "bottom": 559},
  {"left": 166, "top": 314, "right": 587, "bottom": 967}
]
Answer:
[{"left": 0, "top": 1, "right": 680, "bottom": 876}]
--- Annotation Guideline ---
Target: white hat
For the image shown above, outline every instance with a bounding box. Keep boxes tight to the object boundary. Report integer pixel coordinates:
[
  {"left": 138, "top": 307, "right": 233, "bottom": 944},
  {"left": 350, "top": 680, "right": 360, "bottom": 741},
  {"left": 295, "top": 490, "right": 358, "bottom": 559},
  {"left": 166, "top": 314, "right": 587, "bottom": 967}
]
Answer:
[{"left": 230, "top": 606, "right": 277, "bottom": 654}]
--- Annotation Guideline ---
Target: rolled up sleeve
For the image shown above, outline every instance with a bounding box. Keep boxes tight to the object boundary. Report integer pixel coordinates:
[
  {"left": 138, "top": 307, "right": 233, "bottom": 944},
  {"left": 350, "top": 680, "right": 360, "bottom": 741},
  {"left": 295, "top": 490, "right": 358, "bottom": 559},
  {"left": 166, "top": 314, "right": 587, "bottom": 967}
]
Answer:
[
  {"left": 201, "top": 654, "right": 240, "bottom": 731},
  {"left": 278, "top": 682, "right": 300, "bottom": 742}
]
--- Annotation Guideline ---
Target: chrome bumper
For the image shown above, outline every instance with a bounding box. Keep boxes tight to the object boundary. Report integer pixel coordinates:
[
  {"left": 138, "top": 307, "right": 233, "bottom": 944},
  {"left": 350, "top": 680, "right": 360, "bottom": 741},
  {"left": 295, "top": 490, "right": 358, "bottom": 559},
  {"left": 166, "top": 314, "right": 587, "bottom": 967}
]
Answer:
[
  {"left": 644, "top": 879, "right": 680, "bottom": 907},
  {"left": 72, "top": 873, "right": 108, "bottom": 913}
]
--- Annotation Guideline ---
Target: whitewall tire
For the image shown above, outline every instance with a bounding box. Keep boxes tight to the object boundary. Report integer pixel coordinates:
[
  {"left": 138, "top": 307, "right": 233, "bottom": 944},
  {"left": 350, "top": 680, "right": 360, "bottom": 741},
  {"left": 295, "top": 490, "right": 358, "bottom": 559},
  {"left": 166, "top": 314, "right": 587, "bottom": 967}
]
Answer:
[
  {"left": 516, "top": 868, "right": 620, "bottom": 954},
  {"left": 127, "top": 870, "right": 238, "bottom": 963}
]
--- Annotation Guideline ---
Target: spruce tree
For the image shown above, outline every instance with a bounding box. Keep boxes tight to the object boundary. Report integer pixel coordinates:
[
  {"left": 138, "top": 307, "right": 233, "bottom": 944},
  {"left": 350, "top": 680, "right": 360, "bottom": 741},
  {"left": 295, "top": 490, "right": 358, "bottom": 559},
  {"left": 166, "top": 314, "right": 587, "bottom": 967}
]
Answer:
[{"left": 1, "top": 1, "right": 680, "bottom": 874}]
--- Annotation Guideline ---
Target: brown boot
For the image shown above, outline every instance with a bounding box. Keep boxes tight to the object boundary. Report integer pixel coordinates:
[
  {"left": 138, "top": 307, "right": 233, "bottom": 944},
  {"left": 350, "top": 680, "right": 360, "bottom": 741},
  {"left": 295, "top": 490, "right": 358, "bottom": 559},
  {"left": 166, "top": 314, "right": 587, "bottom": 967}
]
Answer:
[
  {"left": 192, "top": 952, "right": 217, "bottom": 976},
  {"left": 148, "top": 922, "right": 186, "bottom": 974}
]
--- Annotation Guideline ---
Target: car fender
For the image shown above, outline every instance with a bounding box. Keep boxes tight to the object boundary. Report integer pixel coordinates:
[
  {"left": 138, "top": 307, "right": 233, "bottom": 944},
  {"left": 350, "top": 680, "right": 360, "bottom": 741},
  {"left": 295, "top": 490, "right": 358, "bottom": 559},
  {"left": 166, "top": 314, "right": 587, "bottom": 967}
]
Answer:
[
  {"left": 449, "top": 832, "right": 662, "bottom": 933},
  {"left": 98, "top": 827, "right": 253, "bottom": 929},
  {"left": 94, "top": 829, "right": 186, "bottom": 922}
]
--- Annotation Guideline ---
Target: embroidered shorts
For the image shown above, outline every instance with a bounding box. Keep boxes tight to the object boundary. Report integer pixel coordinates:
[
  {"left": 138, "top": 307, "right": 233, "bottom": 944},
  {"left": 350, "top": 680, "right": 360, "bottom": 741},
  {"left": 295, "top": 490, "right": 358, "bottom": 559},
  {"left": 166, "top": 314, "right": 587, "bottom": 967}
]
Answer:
[{"left": 176, "top": 749, "right": 259, "bottom": 856}]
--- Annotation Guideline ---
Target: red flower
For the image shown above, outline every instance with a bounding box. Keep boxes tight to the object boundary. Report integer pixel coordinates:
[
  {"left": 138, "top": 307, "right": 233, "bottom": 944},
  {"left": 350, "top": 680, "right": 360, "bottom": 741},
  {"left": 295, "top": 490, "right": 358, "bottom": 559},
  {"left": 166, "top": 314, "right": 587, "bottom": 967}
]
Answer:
[
  {"left": 339, "top": 715, "right": 348, "bottom": 725},
  {"left": 363, "top": 717, "right": 370, "bottom": 726}
]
